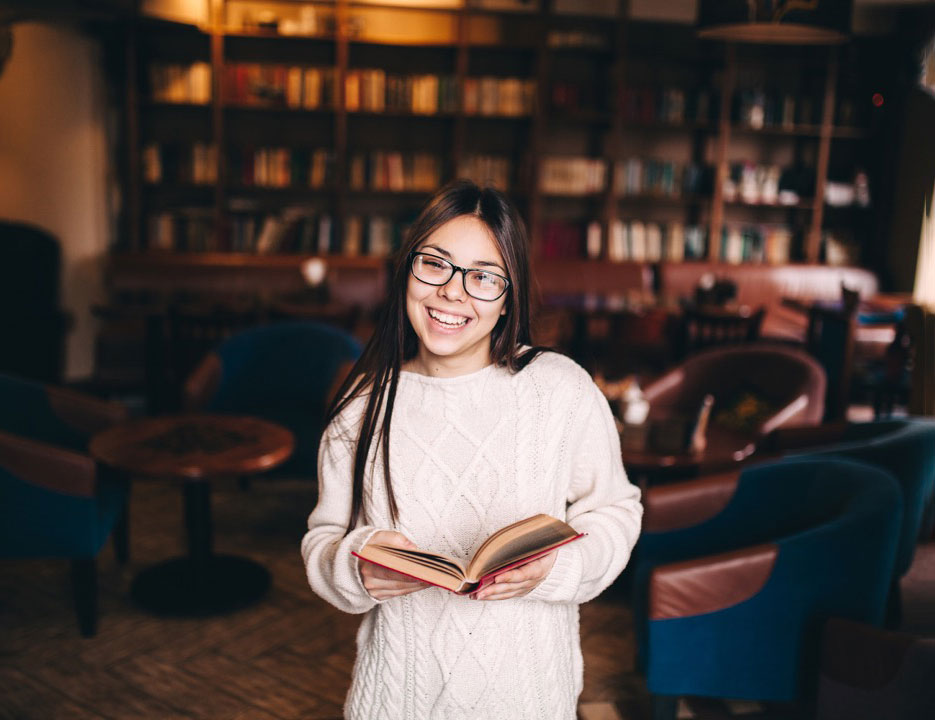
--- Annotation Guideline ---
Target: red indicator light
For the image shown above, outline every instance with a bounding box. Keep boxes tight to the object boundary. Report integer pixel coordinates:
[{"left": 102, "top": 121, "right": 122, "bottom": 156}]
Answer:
[{"left": 872, "top": 93, "right": 884, "bottom": 107}]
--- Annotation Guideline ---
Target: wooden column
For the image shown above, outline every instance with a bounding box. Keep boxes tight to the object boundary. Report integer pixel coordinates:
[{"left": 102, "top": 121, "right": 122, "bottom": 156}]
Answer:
[
  {"left": 600, "top": 4, "right": 628, "bottom": 261},
  {"left": 209, "top": 1, "right": 225, "bottom": 249},
  {"left": 124, "top": 20, "right": 141, "bottom": 251},
  {"left": 708, "top": 43, "right": 736, "bottom": 262},
  {"left": 526, "top": 2, "right": 551, "bottom": 260},
  {"left": 333, "top": 0, "right": 350, "bottom": 249},
  {"left": 808, "top": 46, "right": 839, "bottom": 263},
  {"left": 451, "top": 5, "right": 469, "bottom": 183}
]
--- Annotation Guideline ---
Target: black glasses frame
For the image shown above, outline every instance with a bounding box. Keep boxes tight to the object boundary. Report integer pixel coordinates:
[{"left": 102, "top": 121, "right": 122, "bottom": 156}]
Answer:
[{"left": 408, "top": 251, "right": 511, "bottom": 302}]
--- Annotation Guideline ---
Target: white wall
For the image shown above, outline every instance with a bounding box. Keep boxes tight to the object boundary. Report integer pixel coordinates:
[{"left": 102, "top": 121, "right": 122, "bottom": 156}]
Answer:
[{"left": 0, "top": 22, "right": 111, "bottom": 380}]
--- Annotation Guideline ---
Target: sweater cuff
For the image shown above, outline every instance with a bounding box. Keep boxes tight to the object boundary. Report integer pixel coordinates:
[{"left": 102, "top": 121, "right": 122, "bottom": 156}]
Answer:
[
  {"left": 527, "top": 540, "right": 584, "bottom": 604},
  {"left": 348, "top": 526, "right": 386, "bottom": 604}
]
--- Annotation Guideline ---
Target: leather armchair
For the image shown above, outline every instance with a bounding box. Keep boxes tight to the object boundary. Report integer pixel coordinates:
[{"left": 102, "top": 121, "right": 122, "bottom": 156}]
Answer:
[
  {"left": 816, "top": 617, "right": 935, "bottom": 720},
  {"left": 634, "top": 457, "right": 902, "bottom": 717},
  {"left": 643, "top": 343, "right": 826, "bottom": 439},
  {"left": 183, "top": 320, "right": 362, "bottom": 480}
]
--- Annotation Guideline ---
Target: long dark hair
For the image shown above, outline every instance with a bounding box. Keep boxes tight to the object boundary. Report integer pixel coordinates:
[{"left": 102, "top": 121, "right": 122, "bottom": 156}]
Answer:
[{"left": 327, "top": 179, "right": 545, "bottom": 532}]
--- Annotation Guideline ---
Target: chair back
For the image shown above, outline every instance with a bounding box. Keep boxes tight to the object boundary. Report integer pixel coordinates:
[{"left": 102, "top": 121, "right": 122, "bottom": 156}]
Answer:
[
  {"left": 806, "top": 298, "right": 859, "bottom": 421},
  {"left": 816, "top": 618, "right": 935, "bottom": 720},
  {"left": 787, "top": 418, "right": 935, "bottom": 578},
  {"left": 0, "top": 373, "right": 126, "bottom": 451},
  {"left": 676, "top": 303, "right": 764, "bottom": 358},
  {"left": 191, "top": 321, "right": 362, "bottom": 478},
  {"left": 0, "top": 221, "right": 67, "bottom": 382}
]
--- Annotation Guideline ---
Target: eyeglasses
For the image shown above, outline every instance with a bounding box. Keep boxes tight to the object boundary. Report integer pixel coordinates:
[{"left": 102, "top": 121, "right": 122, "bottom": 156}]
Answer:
[{"left": 408, "top": 251, "right": 510, "bottom": 302}]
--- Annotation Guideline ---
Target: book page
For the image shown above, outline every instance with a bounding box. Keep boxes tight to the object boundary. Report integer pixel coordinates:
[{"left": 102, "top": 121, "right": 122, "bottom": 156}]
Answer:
[
  {"left": 466, "top": 514, "right": 580, "bottom": 581},
  {"left": 354, "top": 544, "right": 468, "bottom": 593}
]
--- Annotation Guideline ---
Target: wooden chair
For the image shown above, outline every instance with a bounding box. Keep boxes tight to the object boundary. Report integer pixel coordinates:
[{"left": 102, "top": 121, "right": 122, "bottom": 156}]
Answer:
[
  {"left": 146, "top": 301, "right": 268, "bottom": 414},
  {"left": 674, "top": 303, "right": 765, "bottom": 359},
  {"left": 805, "top": 294, "right": 859, "bottom": 422}
]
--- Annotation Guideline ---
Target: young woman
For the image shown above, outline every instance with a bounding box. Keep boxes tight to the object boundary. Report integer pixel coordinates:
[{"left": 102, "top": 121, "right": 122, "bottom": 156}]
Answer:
[{"left": 301, "top": 180, "right": 642, "bottom": 719}]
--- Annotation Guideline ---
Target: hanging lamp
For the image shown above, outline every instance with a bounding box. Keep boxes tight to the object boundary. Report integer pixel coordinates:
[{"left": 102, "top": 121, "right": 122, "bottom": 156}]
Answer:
[{"left": 697, "top": 0, "right": 852, "bottom": 45}]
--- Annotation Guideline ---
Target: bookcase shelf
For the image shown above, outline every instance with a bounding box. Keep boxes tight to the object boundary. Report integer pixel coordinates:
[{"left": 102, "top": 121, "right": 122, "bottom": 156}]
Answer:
[{"left": 116, "top": 0, "right": 887, "bottom": 302}]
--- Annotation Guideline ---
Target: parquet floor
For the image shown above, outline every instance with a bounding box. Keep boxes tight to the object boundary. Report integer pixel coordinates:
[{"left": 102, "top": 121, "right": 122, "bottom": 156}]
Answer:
[
  {"left": 2, "top": 476, "right": 933, "bottom": 720},
  {"left": 0, "top": 477, "right": 648, "bottom": 720}
]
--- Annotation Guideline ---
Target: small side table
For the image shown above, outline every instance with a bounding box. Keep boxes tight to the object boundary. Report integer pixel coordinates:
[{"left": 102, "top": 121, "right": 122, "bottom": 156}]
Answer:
[{"left": 90, "top": 414, "right": 294, "bottom": 616}]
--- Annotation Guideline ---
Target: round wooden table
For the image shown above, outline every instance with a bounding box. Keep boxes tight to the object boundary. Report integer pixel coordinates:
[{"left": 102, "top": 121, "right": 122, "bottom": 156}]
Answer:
[
  {"left": 621, "top": 421, "right": 757, "bottom": 487},
  {"left": 90, "top": 414, "right": 294, "bottom": 616}
]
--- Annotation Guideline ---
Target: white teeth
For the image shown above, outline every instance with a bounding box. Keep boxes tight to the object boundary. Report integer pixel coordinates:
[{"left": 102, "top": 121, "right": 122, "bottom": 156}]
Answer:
[{"left": 428, "top": 308, "right": 468, "bottom": 327}]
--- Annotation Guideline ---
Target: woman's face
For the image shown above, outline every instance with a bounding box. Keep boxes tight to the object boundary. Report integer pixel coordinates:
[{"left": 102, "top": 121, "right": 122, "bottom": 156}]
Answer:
[{"left": 405, "top": 215, "right": 508, "bottom": 377}]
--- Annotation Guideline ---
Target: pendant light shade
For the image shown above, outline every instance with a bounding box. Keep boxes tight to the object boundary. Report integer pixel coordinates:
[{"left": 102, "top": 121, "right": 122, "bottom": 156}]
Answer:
[{"left": 697, "top": 0, "right": 852, "bottom": 45}]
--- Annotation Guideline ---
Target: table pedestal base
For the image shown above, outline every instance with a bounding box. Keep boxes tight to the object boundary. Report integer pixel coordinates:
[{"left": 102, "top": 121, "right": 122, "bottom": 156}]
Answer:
[{"left": 130, "top": 555, "right": 270, "bottom": 616}]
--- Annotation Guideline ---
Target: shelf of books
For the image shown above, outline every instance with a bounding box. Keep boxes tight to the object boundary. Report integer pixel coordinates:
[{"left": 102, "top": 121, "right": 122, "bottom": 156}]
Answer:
[{"left": 117, "top": 0, "right": 882, "bottom": 305}]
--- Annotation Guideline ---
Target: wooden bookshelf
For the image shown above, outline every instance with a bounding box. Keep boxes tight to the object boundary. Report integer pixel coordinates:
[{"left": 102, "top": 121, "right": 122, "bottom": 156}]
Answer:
[{"left": 115, "top": 0, "right": 885, "bottom": 300}]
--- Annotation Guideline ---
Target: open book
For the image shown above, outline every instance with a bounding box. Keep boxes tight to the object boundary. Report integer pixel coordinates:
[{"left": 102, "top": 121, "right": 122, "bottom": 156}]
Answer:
[{"left": 353, "top": 514, "right": 584, "bottom": 595}]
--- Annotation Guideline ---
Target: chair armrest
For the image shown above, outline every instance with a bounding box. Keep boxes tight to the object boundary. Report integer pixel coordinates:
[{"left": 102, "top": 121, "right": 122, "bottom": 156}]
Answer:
[
  {"left": 0, "top": 429, "right": 96, "bottom": 497},
  {"left": 760, "top": 421, "right": 848, "bottom": 453},
  {"left": 643, "top": 469, "right": 741, "bottom": 533},
  {"left": 46, "top": 385, "right": 129, "bottom": 436},
  {"left": 642, "top": 367, "right": 685, "bottom": 404},
  {"left": 182, "top": 352, "right": 222, "bottom": 411},
  {"left": 649, "top": 543, "right": 778, "bottom": 620}
]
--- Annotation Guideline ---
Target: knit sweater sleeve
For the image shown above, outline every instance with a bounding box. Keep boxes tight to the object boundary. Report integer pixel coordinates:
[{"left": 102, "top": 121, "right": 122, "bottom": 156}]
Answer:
[
  {"left": 300, "top": 404, "right": 382, "bottom": 615},
  {"left": 527, "top": 372, "right": 643, "bottom": 605}
]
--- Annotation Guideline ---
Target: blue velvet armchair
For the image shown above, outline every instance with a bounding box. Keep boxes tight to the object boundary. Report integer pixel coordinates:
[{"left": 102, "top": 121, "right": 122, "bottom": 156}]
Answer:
[
  {"left": 0, "top": 372, "right": 130, "bottom": 636},
  {"left": 634, "top": 457, "right": 902, "bottom": 717},
  {"left": 771, "top": 418, "right": 935, "bottom": 582},
  {"left": 182, "top": 320, "right": 362, "bottom": 480}
]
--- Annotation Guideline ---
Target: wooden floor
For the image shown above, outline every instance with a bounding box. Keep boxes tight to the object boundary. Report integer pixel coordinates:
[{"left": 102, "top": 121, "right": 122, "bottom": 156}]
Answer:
[{"left": 2, "top": 475, "right": 933, "bottom": 720}]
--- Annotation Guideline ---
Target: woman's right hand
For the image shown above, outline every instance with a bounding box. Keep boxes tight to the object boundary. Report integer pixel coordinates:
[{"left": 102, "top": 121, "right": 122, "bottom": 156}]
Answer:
[{"left": 359, "top": 531, "right": 430, "bottom": 600}]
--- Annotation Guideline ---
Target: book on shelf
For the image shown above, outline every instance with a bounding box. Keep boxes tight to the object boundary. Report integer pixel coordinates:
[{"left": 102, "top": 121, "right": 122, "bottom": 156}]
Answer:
[
  {"left": 229, "top": 146, "right": 333, "bottom": 189},
  {"left": 349, "top": 151, "right": 441, "bottom": 192},
  {"left": 149, "top": 62, "right": 211, "bottom": 104},
  {"left": 458, "top": 154, "right": 510, "bottom": 191},
  {"left": 586, "top": 221, "right": 602, "bottom": 259},
  {"left": 463, "top": 76, "right": 536, "bottom": 117},
  {"left": 147, "top": 208, "right": 215, "bottom": 252},
  {"left": 542, "top": 220, "right": 584, "bottom": 259},
  {"left": 619, "top": 86, "right": 714, "bottom": 126},
  {"left": 608, "top": 219, "right": 626, "bottom": 262},
  {"left": 224, "top": 63, "right": 335, "bottom": 109},
  {"left": 667, "top": 223, "right": 685, "bottom": 262},
  {"left": 604, "top": 220, "right": 707, "bottom": 262},
  {"left": 539, "top": 156, "right": 606, "bottom": 195},
  {"left": 353, "top": 514, "right": 583, "bottom": 595},
  {"left": 717, "top": 225, "right": 792, "bottom": 265}
]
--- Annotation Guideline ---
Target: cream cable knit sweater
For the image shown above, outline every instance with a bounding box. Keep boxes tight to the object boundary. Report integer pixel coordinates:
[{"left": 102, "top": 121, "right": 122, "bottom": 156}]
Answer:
[{"left": 301, "top": 351, "right": 642, "bottom": 720}]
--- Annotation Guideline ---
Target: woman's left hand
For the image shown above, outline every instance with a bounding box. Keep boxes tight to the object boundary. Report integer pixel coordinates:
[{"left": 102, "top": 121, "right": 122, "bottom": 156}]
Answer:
[{"left": 471, "top": 550, "right": 557, "bottom": 601}]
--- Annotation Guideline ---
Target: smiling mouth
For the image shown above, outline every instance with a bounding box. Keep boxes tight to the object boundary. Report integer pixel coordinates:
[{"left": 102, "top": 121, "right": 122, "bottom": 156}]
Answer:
[{"left": 427, "top": 307, "right": 470, "bottom": 328}]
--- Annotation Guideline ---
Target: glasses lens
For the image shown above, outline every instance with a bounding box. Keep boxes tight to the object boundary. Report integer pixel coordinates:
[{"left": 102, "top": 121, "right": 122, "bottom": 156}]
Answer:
[
  {"left": 410, "top": 253, "right": 508, "bottom": 301},
  {"left": 411, "top": 254, "right": 452, "bottom": 284},
  {"left": 465, "top": 270, "right": 507, "bottom": 300}
]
